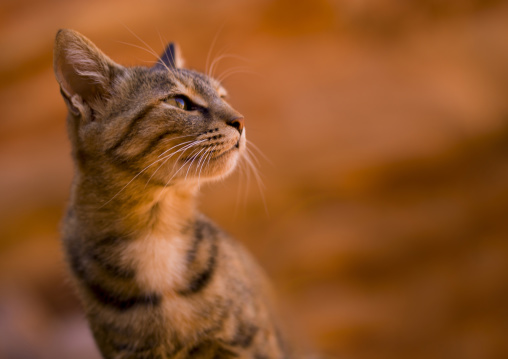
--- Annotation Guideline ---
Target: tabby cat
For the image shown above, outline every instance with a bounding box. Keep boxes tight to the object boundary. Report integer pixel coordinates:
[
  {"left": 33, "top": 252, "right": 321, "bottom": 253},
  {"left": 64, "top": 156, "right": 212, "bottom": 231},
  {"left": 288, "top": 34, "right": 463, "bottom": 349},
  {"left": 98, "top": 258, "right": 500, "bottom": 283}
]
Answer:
[{"left": 54, "top": 29, "right": 292, "bottom": 359}]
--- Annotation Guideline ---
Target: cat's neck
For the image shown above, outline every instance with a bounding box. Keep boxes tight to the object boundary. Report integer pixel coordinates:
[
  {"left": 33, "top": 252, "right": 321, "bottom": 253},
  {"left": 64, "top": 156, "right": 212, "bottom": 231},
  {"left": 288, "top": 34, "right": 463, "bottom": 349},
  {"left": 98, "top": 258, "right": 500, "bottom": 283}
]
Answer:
[{"left": 71, "top": 172, "right": 199, "bottom": 238}]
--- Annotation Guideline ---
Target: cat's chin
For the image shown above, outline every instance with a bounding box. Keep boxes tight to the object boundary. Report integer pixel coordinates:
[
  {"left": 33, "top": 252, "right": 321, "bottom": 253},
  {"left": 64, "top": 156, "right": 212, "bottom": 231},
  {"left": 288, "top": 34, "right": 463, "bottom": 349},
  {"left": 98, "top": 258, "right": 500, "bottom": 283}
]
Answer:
[
  {"left": 207, "top": 149, "right": 241, "bottom": 179},
  {"left": 190, "top": 146, "right": 242, "bottom": 183}
]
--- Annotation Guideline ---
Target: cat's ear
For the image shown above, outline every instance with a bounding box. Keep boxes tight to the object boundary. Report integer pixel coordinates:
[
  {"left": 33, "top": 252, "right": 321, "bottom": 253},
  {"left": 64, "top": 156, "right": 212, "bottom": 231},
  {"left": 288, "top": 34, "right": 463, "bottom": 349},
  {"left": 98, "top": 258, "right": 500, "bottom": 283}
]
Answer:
[
  {"left": 53, "top": 29, "right": 123, "bottom": 117},
  {"left": 154, "top": 42, "right": 185, "bottom": 70}
]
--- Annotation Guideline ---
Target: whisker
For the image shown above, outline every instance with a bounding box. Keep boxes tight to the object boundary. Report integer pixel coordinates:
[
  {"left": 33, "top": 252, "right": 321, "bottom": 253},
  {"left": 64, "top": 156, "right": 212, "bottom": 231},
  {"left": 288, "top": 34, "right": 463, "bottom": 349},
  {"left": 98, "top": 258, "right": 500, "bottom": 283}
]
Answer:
[
  {"left": 117, "top": 41, "right": 159, "bottom": 59},
  {"left": 172, "top": 146, "right": 203, "bottom": 179},
  {"left": 158, "top": 31, "right": 178, "bottom": 70},
  {"left": 243, "top": 150, "right": 268, "bottom": 215},
  {"left": 216, "top": 68, "right": 261, "bottom": 84},
  {"left": 243, "top": 151, "right": 265, "bottom": 189},
  {"left": 167, "top": 139, "right": 205, "bottom": 177},
  {"left": 197, "top": 144, "right": 218, "bottom": 189},
  {"left": 117, "top": 39, "right": 170, "bottom": 73},
  {"left": 203, "top": 145, "right": 217, "bottom": 173},
  {"left": 157, "top": 31, "right": 172, "bottom": 66},
  {"left": 194, "top": 145, "right": 211, "bottom": 177},
  {"left": 246, "top": 139, "right": 273, "bottom": 165},
  {"left": 185, "top": 147, "right": 207, "bottom": 180},
  {"left": 215, "top": 65, "right": 250, "bottom": 79},
  {"left": 209, "top": 53, "right": 251, "bottom": 79},
  {"left": 153, "top": 143, "right": 205, "bottom": 203},
  {"left": 207, "top": 44, "right": 231, "bottom": 78},
  {"left": 196, "top": 149, "right": 208, "bottom": 188},
  {"left": 100, "top": 138, "right": 205, "bottom": 207},
  {"left": 120, "top": 25, "right": 172, "bottom": 73},
  {"left": 144, "top": 140, "right": 205, "bottom": 188},
  {"left": 197, "top": 145, "right": 216, "bottom": 187},
  {"left": 244, "top": 146, "right": 260, "bottom": 166},
  {"left": 99, "top": 151, "right": 177, "bottom": 208},
  {"left": 241, "top": 154, "right": 252, "bottom": 210},
  {"left": 206, "top": 24, "right": 226, "bottom": 77},
  {"left": 157, "top": 136, "right": 200, "bottom": 158},
  {"left": 233, "top": 155, "right": 248, "bottom": 216},
  {"left": 140, "top": 60, "right": 162, "bottom": 66}
]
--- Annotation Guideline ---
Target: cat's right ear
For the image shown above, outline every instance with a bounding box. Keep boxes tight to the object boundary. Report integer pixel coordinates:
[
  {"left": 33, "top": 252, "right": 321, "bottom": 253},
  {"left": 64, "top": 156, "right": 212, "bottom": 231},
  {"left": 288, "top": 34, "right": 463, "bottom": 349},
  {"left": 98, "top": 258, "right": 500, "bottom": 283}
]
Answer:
[
  {"left": 53, "top": 29, "right": 123, "bottom": 119},
  {"left": 154, "top": 42, "right": 185, "bottom": 70}
]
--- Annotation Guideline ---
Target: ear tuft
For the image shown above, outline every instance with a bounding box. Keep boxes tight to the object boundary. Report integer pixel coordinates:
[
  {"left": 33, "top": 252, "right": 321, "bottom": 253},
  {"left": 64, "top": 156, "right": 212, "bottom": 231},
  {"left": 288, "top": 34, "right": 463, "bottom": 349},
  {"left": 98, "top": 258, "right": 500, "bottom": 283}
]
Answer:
[
  {"left": 154, "top": 42, "right": 185, "bottom": 70},
  {"left": 53, "top": 29, "right": 122, "bottom": 107}
]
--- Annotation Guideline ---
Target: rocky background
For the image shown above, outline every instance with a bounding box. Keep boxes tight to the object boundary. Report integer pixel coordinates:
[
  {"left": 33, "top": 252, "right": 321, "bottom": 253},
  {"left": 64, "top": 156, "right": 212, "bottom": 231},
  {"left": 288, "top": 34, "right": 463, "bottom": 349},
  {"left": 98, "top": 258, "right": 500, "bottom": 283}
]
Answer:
[{"left": 1, "top": 0, "right": 508, "bottom": 358}]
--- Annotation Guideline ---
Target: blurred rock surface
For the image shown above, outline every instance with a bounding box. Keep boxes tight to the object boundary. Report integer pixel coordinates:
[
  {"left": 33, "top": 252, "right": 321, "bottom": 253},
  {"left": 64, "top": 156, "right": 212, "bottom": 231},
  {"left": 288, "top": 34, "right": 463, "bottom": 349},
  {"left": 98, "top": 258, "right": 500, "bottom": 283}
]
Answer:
[{"left": 1, "top": 0, "right": 508, "bottom": 358}]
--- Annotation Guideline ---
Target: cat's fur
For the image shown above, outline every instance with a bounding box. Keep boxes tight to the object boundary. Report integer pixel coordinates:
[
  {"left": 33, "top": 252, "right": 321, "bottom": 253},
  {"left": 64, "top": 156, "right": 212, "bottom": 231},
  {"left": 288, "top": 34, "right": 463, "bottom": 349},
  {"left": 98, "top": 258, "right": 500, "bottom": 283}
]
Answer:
[{"left": 54, "top": 29, "right": 290, "bottom": 359}]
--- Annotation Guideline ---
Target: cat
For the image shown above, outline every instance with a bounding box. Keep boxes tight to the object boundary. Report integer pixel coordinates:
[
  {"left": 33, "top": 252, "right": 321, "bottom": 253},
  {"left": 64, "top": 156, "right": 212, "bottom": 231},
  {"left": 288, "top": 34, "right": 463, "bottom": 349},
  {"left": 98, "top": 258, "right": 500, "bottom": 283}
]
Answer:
[{"left": 53, "top": 29, "right": 292, "bottom": 359}]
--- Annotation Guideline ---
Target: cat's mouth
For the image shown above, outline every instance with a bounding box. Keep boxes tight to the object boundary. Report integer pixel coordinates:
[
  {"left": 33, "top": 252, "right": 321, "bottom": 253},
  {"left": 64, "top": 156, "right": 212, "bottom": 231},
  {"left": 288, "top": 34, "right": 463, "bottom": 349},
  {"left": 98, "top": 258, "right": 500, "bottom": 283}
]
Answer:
[{"left": 178, "top": 144, "right": 238, "bottom": 163}]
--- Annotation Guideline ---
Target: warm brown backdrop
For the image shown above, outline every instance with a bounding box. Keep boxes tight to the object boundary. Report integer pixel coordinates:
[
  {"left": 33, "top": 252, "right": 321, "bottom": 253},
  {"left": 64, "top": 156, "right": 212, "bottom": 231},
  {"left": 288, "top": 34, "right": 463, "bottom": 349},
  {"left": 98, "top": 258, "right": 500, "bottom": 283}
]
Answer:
[{"left": 1, "top": 0, "right": 508, "bottom": 358}]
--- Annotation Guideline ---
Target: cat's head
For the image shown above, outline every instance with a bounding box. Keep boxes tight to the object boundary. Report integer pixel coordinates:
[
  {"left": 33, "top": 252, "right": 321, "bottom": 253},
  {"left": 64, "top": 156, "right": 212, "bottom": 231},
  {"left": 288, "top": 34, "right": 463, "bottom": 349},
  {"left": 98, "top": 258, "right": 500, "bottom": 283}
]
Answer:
[{"left": 53, "top": 29, "right": 245, "bottom": 186}]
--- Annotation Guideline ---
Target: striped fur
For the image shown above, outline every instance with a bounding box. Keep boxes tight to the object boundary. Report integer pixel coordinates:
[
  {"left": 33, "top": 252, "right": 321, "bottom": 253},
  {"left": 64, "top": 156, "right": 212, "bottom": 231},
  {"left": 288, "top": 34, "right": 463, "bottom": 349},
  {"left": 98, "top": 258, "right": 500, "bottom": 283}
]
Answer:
[{"left": 54, "top": 29, "right": 291, "bottom": 358}]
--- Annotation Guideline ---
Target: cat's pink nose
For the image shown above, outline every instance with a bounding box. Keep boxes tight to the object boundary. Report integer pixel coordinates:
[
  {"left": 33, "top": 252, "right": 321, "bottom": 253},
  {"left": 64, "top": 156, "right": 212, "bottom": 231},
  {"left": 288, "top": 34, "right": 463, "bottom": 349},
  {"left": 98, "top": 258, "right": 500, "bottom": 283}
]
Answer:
[{"left": 227, "top": 116, "right": 244, "bottom": 135}]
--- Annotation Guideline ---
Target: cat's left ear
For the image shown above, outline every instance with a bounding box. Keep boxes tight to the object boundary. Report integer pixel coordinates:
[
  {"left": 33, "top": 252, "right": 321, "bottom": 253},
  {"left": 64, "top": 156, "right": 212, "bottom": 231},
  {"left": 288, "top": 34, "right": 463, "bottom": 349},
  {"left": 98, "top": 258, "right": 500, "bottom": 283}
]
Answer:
[
  {"left": 154, "top": 42, "right": 185, "bottom": 70},
  {"left": 53, "top": 29, "right": 124, "bottom": 118}
]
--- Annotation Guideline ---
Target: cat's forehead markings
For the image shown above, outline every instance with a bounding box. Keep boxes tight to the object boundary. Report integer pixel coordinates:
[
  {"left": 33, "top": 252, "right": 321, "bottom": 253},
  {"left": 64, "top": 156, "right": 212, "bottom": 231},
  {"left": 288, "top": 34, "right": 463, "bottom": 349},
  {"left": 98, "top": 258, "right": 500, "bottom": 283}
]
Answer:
[
  {"left": 172, "top": 80, "right": 188, "bottom": 95},
  {"left": 208, "top": 77, "right": 227, "bottom": 97},
  {"left": 186, "top": 89, "right": 208, "bottom": 108},
  {"left": 165, "top": 78, "right": 204, "bottom": 107},
  {"left": 195, "top": 78, "right": 228, "bottom": 102},
  {"left": 167, "top": 72, "right": 207, "bottom": 107}
]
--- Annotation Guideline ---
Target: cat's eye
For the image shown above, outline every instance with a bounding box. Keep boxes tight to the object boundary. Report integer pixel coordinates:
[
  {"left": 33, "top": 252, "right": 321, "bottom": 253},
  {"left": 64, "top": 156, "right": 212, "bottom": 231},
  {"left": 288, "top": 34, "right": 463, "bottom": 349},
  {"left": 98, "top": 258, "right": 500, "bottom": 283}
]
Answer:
[{"left": 164, "top": 96, "right": 189, "bottom": 110}]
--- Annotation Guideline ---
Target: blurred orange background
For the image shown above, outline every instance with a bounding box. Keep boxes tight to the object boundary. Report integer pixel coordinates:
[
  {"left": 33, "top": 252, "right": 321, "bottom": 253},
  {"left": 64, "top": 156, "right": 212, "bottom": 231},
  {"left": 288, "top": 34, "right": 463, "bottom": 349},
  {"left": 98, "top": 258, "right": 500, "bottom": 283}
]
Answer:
[{"left": 1, "top": 0, "right": 508, "bottom": 358}]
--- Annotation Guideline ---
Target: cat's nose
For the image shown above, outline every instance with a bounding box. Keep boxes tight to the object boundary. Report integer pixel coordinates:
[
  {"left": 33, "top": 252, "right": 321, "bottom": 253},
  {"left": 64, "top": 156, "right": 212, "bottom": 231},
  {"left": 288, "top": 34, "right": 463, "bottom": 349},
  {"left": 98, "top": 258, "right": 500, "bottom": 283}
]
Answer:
[{"left": 226, "top": 116, "right": 244, "bottom": 135}]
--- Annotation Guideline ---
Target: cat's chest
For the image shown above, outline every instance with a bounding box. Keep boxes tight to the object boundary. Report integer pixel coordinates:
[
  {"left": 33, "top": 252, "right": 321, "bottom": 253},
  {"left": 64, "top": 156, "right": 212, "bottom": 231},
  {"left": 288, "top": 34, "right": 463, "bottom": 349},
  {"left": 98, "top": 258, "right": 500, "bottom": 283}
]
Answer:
[{"left": 121, "top": 232, "right": 189, "bottom": 292}]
